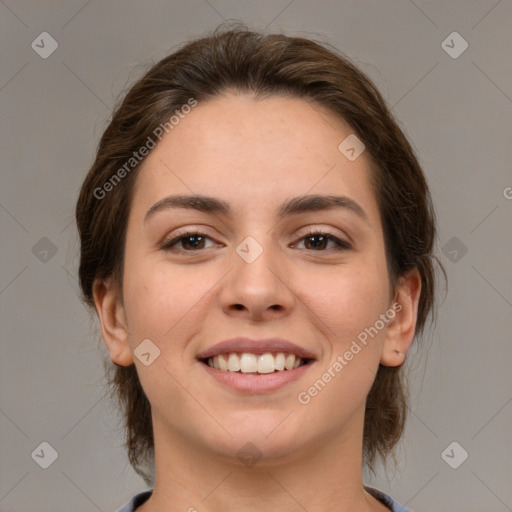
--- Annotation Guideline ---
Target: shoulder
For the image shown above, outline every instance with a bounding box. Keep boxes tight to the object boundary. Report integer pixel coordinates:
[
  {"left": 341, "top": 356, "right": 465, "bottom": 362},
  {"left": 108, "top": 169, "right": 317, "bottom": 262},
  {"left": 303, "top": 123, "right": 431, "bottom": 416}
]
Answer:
[
  {"left": 365, "top": 486, "right": 412, "bottom": 512},
  {"left": 116, "top": 489, "right": 153, "bottom": 512}
]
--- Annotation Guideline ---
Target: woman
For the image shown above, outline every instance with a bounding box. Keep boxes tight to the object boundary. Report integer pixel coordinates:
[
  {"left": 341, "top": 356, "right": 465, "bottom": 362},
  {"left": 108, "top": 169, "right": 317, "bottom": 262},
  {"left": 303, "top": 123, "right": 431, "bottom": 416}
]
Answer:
[{"left": 76, "top": 24, "right": 443, "bottom": 512}]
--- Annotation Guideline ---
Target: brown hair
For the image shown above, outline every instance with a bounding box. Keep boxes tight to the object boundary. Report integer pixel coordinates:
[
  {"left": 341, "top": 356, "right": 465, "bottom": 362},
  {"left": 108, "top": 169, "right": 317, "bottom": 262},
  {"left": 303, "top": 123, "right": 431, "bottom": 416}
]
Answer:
[{"left": 76, "top": 23, "right": 445, "bottom": 485}]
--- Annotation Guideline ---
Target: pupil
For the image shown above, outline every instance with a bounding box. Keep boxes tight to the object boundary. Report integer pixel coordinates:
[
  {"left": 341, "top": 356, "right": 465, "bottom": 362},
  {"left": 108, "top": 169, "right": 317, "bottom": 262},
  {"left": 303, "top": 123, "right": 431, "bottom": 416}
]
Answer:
[
  {"left": 307, "top": 234, "right": 326, "bottom": 250},
  {"left": 185, "top": 235, "right": 203, "bottom": 249}
]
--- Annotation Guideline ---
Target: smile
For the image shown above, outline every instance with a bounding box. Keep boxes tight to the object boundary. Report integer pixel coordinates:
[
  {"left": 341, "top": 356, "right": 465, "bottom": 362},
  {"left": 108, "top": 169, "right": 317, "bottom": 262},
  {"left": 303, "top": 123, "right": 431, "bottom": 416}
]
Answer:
[{"left": 203, "top": 352, "right": 310, "bottom": 374}]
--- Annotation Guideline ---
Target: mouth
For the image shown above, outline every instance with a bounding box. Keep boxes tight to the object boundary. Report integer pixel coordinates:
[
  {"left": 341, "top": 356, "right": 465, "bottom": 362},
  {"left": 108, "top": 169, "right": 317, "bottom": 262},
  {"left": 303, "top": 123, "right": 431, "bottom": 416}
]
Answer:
[
  {"left": 200, "top": 352, "right": 313, "bottom": 374},
  {"left": 196, "top": 337, "right": 317, "bottom": 392},
  {"left": 199, "top": 354, "right": 315, "bottom": 393}
]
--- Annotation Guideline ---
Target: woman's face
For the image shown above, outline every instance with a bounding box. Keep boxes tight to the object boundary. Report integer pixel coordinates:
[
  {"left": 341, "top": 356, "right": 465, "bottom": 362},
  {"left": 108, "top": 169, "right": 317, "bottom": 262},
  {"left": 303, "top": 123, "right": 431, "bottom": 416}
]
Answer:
[{"left": 99, "top": 93, "right": 414, "bottom": 464}]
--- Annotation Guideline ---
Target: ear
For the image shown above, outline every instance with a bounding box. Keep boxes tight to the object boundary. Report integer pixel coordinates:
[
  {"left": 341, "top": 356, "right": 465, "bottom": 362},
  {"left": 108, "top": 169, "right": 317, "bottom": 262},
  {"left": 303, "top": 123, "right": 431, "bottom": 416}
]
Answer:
[
  {"left": 380, "top": 268, "right": 422, "bottom": 367},
  {"left": 92, "top": 277, "right": 134, "bottom": 366}
]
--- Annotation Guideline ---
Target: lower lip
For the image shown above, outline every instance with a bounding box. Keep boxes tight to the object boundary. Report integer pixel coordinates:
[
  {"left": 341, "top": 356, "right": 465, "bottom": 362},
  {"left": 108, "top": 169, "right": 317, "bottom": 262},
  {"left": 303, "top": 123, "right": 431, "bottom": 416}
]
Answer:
[{"left": 201, "top": 361, "right": 314, "bottom": 393}]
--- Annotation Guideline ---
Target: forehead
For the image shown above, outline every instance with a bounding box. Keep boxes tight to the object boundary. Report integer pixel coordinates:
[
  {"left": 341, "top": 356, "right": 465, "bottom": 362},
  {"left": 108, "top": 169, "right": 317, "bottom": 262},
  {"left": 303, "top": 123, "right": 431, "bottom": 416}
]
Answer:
[
  {"left": 155, "top": 93, "right": 352, "bottom": 168},
  {"left": 130, "top": 93, "right": 380, "bottom": 223}
]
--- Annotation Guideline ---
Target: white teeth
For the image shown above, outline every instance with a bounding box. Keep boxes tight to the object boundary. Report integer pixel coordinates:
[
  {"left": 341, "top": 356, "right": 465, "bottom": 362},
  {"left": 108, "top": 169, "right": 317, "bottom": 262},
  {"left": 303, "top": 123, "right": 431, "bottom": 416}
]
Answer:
[
  {"left": 285, "top": 353, "right": 296, "bottom": 370},
  {"left": 258, "top": 353, "right": 275, "bottom": 373},
  {"left": 275, "top": 352, "right": 286, "bottom": 370},
  {"left": 240, "top": 353, "right": 259, "bottom": 373},
  {"left": 207, "top": 352, "right": 306, "bottom": 373},
  {"left": 218, "top": 354, "right": 228, "bottom": 371},
  {"left": 228, "top": 353, "right": 241, "bottom": 372}
]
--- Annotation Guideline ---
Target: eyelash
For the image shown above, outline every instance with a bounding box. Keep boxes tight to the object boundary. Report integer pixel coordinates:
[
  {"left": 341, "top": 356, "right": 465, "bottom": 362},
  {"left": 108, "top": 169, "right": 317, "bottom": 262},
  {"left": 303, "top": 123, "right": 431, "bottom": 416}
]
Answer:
[{"left": 160, "top": 229, "right": 352, "bottom": 254}]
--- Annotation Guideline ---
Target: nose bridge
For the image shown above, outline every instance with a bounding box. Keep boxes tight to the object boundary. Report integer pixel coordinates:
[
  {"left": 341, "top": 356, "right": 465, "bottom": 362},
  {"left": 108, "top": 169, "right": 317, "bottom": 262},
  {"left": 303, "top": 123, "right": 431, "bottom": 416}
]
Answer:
[
  {"left": 234, "top": 232, "right": 283, "bottom": 290},
  {"left": 221, "top": 231, "right": 293, "bottom": 316}
]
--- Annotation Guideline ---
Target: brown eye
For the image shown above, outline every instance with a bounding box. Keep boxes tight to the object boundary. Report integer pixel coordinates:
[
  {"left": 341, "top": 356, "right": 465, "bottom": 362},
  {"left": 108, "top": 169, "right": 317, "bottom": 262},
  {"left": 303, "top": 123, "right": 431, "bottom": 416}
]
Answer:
[
  {"left": 295, "top": 231, "right": 351, "bottom": 251},
  {"left": 161, "top": 232, "right": 215, "bottom": 252}
]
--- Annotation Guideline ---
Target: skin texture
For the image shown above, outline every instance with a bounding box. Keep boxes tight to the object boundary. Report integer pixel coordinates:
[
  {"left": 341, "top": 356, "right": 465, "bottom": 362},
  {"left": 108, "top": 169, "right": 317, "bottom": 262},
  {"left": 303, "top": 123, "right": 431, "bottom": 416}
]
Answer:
[{"left": 94, "top": 93, "right": 421, "bottom": 512}]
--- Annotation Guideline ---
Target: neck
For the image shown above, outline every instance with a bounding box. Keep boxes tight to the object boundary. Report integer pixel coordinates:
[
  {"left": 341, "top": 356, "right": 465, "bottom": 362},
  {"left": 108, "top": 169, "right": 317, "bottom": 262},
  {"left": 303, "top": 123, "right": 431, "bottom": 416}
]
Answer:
[{"left": 137, "top": 410, "right": 384, "bottom": 512}]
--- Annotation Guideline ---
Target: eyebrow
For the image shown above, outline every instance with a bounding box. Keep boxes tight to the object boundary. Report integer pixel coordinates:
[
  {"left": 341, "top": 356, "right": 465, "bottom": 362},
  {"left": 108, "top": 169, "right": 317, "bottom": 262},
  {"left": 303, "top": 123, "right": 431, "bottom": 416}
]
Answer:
[{"left": 144, "top": 194, "right": 369, "bottom": 224}]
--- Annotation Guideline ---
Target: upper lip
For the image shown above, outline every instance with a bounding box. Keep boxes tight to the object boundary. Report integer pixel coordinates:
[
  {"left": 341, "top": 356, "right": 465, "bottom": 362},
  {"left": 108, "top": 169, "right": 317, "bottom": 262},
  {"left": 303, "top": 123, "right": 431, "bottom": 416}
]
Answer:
[{"left": 196, "top": 337, "right": 318, "bottom": 361}]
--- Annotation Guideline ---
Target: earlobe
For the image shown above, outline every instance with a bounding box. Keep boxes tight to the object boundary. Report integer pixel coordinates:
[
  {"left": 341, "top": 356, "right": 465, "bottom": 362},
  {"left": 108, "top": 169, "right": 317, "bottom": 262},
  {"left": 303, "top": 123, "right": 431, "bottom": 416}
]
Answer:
[
  {"left": 380, "top": 268, "right": 422, "bottom": 367},
  {"left": 92, "top": 277, "right": 134, "bottom": 366}
]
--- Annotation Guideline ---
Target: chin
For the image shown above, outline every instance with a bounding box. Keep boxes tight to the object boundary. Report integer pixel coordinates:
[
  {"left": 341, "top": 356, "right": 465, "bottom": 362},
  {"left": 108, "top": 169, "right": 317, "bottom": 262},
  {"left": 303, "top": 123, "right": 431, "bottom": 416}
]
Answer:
[{"left": 201, "top": 415, "right": 310, "bottom": 465}]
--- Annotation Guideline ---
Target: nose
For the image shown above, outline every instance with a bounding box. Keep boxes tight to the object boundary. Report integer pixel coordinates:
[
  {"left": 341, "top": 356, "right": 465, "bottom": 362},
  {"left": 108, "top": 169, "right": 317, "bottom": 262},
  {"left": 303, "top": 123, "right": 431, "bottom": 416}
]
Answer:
[{"left": 219, "top": 237, "right": 295, "bottom": 321}]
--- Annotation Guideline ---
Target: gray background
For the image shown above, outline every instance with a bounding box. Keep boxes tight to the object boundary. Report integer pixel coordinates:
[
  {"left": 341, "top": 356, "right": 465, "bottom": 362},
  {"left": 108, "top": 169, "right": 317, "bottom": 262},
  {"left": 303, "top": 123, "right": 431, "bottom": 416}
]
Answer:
[{"left": 1, "top": 1, "right": 511, "bottom": 511}]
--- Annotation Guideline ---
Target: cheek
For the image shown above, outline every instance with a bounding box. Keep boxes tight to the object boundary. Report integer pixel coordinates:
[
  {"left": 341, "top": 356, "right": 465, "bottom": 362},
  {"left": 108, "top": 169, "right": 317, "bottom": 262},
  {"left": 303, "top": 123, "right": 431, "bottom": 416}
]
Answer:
[
  {"left": 308, "top": 261, "right": 389, "bottom": 345},
  {"left": 122, "top": 254, "right": 228, "bottom": 374},
  {"left": 121, "top": 261, "right": 205, "bottom": 403},
  {"left": 122, "top": 257, "right": 199, "bottom": 346},
  {"left": 296, "top": 271, "right": 388, "bottom": 419}
]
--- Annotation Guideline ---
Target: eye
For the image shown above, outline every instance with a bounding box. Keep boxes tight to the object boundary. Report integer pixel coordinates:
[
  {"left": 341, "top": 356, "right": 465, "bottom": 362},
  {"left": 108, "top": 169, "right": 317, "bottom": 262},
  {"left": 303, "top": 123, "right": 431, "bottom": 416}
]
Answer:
[
  {"left": 293, "top": 230, "right": 351, "bottom": 251},
  {"left": 160, "top": 229, "right": 351, "bottom": 254},
  {"left": 160, "top": 231, "right": 218, "bottom": 252}
]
